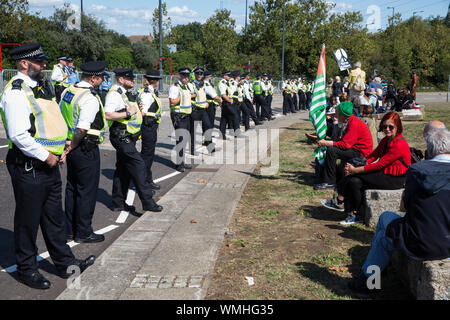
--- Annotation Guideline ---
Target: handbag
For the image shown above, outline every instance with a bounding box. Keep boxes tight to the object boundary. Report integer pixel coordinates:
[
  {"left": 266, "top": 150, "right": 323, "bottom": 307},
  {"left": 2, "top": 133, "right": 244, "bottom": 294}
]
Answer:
[{"left": 348, "top": 156, "right": 367, "bottom": 167}]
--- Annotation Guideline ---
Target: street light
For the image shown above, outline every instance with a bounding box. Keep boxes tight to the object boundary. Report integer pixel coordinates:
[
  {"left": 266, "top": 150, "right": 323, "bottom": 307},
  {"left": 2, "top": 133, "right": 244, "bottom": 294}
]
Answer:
[{"left": 281, "top": 0, "right": 285, "bottom": 82}]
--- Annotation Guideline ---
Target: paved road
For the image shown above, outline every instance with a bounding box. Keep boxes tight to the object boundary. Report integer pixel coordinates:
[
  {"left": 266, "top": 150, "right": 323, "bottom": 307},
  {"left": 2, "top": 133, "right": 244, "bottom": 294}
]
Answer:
[{"left": 0, "top": 94, "right": 285, "bottom": 299}]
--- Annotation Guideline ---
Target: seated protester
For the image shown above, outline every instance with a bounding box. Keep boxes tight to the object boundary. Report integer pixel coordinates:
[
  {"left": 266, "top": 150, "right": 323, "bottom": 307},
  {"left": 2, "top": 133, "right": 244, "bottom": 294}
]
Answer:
[
  {"left": 348, "top": 128, "right": 450, "bottom": 297},
  {"left": 359, "top": 105, "right": 378, "bottom": 149},
  {"left": 402, "top": 90, "right": 415, "bottom": 109},
  {"left": 385, "top": 80, "right": 397, "bottom": 111},
  {"left": 314, "top": 101, "right": 373, "bottom": 190},
  {"left": 320, "top": 112, "right": 410, "bottom": 224},
  {"left": 368, "top": 88, "right": 378, "bottom": 112}
]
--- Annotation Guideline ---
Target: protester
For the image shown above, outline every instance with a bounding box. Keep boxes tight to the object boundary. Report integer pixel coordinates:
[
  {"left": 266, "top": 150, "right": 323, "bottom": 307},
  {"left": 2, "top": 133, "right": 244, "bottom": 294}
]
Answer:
[
  {"left": 410, "top": 71, "right": 419, "bottom": 102},
  {"left": 314, "top": 101, "right": 373, "bottom": 190},
  {"left": 332, "top": 76, "right": 344, "bottom": 103},
  {"left": 385, "top": 80, "right": 397, "bottom": 111},
  {"left": 348, "top": 128, "right": 450, "bottom": 297},
  {"left": 321, "top": 112, "right": 410, "bottom": 225}
]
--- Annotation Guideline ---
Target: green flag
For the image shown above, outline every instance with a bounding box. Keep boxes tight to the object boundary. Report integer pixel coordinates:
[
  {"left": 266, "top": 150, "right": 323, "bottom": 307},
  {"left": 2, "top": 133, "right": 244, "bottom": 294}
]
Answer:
[{"left": 308, "top": 44, "right": 327, "bottom": 165}]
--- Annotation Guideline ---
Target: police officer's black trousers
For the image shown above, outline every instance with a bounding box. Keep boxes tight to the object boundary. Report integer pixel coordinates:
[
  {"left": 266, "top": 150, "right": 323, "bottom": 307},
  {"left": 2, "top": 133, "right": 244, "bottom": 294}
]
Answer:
[
  {"left": 255, "top": 94, "right": 270, "bottom": 120},
  {"left": 204, "top": 104, "right": 216, "bottom": 132},
  {"left": 190, "top": 108, "right": 213, "bottom": 153},
  {"left": 237, "top": 101, "right": 250, "bottom": 131},
  {"left": 293, "top": 93, "right": 299, "bottom": 110},
  {"left": 6, "top": 150, "right": 76, "bottom": 275},
  {"left": 64, "top": 146, "right": 100, "bottom": 239},
  {"left": 170, "top": 112, "right": 191, "bottom": 164},
  {"left": 244, "top": 99, "right": 258, "bottom": 125},
  {"left": 219, "top": 102, "right": 240, "bottom": 138},
  {"left": 265, "top": 95, "right": 273, "bottom": 116},
  {"left": 298, "top": 90, "right": 306, "bottom": 110},
  {"left": 110, "top": 135, "right": 156, "bottom": 209},
  {"left": 306, "top": 92, "right": 312, "bottom": 109},
  {"left": 283, "top": 93, "right": 294, "bottom": 114},
  {"left": 141, "top": 121, "right": 159, "bottom": 184}
]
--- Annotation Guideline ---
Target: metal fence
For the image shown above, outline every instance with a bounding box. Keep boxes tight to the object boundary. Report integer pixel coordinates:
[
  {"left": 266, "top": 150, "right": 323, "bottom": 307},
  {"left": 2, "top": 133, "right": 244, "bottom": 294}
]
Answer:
[{"left": 1, "top": 69, "right": 283, "bottom": 94}]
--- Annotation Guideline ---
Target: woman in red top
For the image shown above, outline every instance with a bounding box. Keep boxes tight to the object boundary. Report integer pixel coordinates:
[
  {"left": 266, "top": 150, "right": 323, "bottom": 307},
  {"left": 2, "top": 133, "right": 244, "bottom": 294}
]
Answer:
[{"left": 321, "top": 112, "right": 411, "bottom": 225}]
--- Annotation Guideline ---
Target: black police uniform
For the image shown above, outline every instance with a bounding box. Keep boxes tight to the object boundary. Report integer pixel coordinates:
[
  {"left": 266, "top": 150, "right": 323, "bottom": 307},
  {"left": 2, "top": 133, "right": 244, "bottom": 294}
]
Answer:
[
  {"left": 139, "top": 70, "right": 162, "bottom": 188},
  {"left": 219, "top": 72, "right": 241, "bottom": 138},
  {"left": 203, "top": 71, "right": 218, "bottom": 135},
  {"left": 63, "top": 61, "right": 107, "bottom": 242},
  {"left": 4, "top": 43, "right": 95, "bottom": 289},
  {"left": 107, "top": 68, "right": 162, "bottom": 212}
]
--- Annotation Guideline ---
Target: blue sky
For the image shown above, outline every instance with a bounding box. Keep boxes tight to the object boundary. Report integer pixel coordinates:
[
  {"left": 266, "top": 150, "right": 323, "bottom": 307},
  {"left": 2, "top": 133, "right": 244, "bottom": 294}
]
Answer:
[{"left": 27, "top": 0, "right": 449, "bottom": 36}]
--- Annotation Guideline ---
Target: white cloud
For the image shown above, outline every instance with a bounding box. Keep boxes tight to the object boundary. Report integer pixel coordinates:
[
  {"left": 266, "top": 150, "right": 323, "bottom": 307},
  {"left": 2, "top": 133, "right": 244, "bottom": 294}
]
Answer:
[
  {"left": 168, "top": 5, "right": 198, "bottom": 18},
  {"left": 28, "top": 0, "right": 64, "bottom": 7},
  {"left": 328, "top": 2, "right": 353, "bottom": 14}
]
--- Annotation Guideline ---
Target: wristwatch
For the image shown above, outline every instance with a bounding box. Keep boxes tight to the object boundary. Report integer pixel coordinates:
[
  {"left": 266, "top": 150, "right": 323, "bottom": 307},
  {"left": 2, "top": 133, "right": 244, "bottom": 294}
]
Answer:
[{"left": 125, "top": 111, "right": 131, "bottom": 120}]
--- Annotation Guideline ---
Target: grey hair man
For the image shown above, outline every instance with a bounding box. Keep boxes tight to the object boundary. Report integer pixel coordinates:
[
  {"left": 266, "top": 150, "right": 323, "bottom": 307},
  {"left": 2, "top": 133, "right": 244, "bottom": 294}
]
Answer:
[
  {"left": 423, "top": 120, "right": 446, "bottom": 159},
  {"left": 348, "top": 128, "right": 450, "bottom": 298}
]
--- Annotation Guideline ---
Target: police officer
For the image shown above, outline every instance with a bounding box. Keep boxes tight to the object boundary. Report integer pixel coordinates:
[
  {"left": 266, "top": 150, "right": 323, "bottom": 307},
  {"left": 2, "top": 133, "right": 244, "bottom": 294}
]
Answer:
[
  {"left": 235, "top": 73, "right": 251, "bottom": 131},
  {"left": 66, "top": 57, "right": 80, "bottom": 85},
  {"left": 262, "top": 73, "right": 273, "bottom": 118},
  {"left": 51, "top": 56, "right": 70, "bottom": 103},
  {"left": 202, "top": 70, "right": 222, "bottom": 148},
  {"left": 291, "top": 76, "right": 299, "bottom": 111},
  {"left": 169, "top": 68, "right": 195, "bottom": 172},
  {"left": 267, "top": 74, "right": 275, "bottom": 117},
  {"left": 305, "top": 81, "right": 313, "bottom": 109},
  {"left": 298, "top": 77, "right": 306, "bottom": 111},
  {"left": 137, "top": 70, "right": 163, "bottom": 190},
  {"left": 105, "top": 68, "right": 162, "bottom": 212},
  {"left": 59, "top": 61, "right": 107, "bottom": 243},
  {"left": 219, "top": 70, "right": 244, "bottom": 139},
  {"left": 253, "top": 74, "right": 272, "bottom": 121},
  {"left": 242, "top": 72, "right": 261, "bottom": 127},
  {"left": 0, "top": 43, "right": 95, "bottom": 289},
  {"left": 190, "top": 67, "right": 216, "bottom": 154}
]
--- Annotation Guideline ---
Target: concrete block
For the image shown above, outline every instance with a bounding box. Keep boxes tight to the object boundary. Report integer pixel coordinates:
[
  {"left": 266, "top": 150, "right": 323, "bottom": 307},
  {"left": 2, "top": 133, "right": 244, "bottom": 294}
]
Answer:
[
  {"left": 362, "top": 189, "right": 405, "bottom": 227},
  {"left": 401, "top": 109, "right": 424, "bottom": 121},
  {"left": 391, "top": 252, "right": 450, "bottom": 300}
]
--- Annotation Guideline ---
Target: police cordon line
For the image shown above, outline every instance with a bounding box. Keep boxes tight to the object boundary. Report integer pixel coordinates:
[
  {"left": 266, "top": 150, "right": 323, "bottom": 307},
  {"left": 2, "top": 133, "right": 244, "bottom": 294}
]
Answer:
[{"left": 0, "top": 43, "right": 313, "bottom": 290}]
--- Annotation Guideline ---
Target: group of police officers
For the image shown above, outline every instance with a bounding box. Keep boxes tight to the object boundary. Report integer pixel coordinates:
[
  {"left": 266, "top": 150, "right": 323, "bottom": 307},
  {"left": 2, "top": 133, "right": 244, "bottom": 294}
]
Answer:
[{"left": 0, "top": 42, "right": 311, "bottom": 290}]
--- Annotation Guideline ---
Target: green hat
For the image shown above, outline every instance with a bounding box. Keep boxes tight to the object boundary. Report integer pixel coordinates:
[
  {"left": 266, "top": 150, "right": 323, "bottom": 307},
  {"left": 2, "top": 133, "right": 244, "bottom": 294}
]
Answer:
[{"left": 338, "top": 101, "right": 353, "bottom": 117}]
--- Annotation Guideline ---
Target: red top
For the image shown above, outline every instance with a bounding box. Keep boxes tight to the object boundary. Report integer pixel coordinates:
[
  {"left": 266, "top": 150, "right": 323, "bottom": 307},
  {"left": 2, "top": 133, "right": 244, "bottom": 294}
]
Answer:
[
  {"left": 364, "top": 134, "right": 411, "bottom": 175},
  {"left": 333, "top": 115, "right": 373, "bottom": 157}
]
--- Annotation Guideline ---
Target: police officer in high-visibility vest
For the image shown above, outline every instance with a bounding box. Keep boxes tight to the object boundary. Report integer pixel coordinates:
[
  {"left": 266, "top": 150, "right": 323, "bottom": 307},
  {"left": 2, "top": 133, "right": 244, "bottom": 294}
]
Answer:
[
  {"left": 59, "top": 61, "right": 107, "bottom": 243},
  {"left": 219, "top": 70, "right": 244, "bottom": 139},
  {"left": 242, "top": 72, "right": 261, "bottom": 127},
  {"left": 267, "top": 74, "right": 275, "bottom": 117},
  {"left": 105, "top": 68, "right": 162, "bottom": 212},
  {"left": 0, "top": 43, "right": 95, "bottom": 289},
  {"left": 169, "top": 68, "right": 196, "bottom": 172},
  {"left": 298, "top": 77, "right": 306, "bottom": 111},
  {"left": 262, "top": 73, "right": 272, "bottom": 118},
  {"left": 234, "top": 73, "right": 251, "bottom": 131},
  {"left": 305, "top": 81, "right": 313, "bottom": 109},
  {"left": 51, "top": 56, "right": 70, "bottom": 103},
  {"left": 203, "top": 70, "right": 222, "bottom": 135},
  {"left": 190, "top": 67, "right": 216, "bottom": 154},
  {"left": 253, "top": 74, "right": 272, "bottom": 121},
  {"left": 137, "top": 70, "right": 163, "bottom": 190},
  {"left": 291, "top": 76, "right": 299, "bottom": 111}
]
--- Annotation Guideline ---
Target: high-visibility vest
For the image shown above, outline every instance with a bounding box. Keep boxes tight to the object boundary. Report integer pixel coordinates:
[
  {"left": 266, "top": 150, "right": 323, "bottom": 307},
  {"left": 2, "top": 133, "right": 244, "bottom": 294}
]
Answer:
[
  {"left": 226, "top": 80, "right": 239, "bottom": 100},
  {"left": 52, "top": 64, "right": 70, "bottom": 88},
  {"left": 0, "top": 77, "right": 68, "bottom": 155},
  {"left": 60, "top": 84, "right": 106, "bottom": 143},
  {"left": 192, "top": 82, "right": 208, "bottom": 109},
  {"left": 286, "top": 82, "right": 292, "bottom": 94},
  {"left": 106, "top": 85, "right": 142, "bottom": 134},
  {"left": 253, "top": 80, "right": 262, "bottom": 95},
  {"left": 137, "top": 87, "right": 162, "bottom": 124},
  {"left": 236, "top": 83, "right": 244, "bottom": 102},
  {"left": 170, "top": 83, "right": 192, "bottom": 114}
]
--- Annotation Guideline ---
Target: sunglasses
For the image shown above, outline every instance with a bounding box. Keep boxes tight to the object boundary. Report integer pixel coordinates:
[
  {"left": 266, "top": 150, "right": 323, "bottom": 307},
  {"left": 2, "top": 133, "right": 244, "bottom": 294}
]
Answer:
[{"left": 382, "top": 124, "right": 395, "bottom": 131}]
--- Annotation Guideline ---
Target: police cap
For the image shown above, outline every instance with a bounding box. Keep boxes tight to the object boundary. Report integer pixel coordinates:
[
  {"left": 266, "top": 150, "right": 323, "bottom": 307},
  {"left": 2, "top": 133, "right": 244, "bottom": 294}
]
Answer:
[
  {"left": 80, "top": 61, "right": 107, "bottom": 76},
  {"left": 194, "top": 67, "right": 204, "bottom": 74},
  {"left": 255, "top": 74, "right": 261, "bottom": 78},
  {"left": 241, "top": 72, "right": 250, "bottom": 78},
  {"left": 222, "top": 70, "right": 231, "bottom": 76},
  {"left": 57, "top": 56, "right": 68, "bottom": 61},
  {"left": 231, "top": 70, "right": 240, "bottom": 78},
  {"left": 10, "top": 43, "right": 49, "bottom": 61},
  {"left": 66, "top": 57, "right": 74, "bottom": 62},
  {"left": 204, "top": 70, "right": 212, "bottom": 77},
  {"left": 178, "top": 67, "right": 191, "bottom": 75},
  {"left": 262, "top": 73, "right": 268, "bottom": 77},
  {"left": 114, "top": 68, "right": 135, "bottom": 78},
  {"left": 144, "top": 69, "right": 162, "bottom": 79}
]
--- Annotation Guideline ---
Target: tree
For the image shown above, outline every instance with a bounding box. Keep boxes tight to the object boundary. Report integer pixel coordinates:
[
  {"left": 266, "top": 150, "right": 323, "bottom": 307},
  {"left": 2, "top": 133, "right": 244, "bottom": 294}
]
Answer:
[
  {"left": 152, "top": 2, "right": 172, "bottom": 46},
  {"left": 105, "top": 47, "right": 135, "bottom": 69},
  {"left": 132, "top": 41, "right": 158, "bottom": 72}
]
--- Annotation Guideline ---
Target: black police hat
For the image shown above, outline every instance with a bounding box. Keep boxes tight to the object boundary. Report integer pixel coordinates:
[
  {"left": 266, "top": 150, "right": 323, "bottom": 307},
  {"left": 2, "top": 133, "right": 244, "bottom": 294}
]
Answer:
[
  {"left": 194, "top": 67, "right": 204, "bottom": 74},
  {"left": 204, "top": 70, "right": 212, "bottom": 77},
  {"left": 57, "top": 56, "right": 69, "bottom": 61},
  {"left": 66, "top": 57, "right": 74, "bottom": 62},
  {"left": 178, "top": 67, "right": 191, "bottom": 75},
  {"left": 80, "top": 61, "right": 107, "bottom": 76},
  {"left": 231, "top": 70, "right": 240, "bottom": 78},
  {"left": 114, "top": 68, "right": 135, "bottom": 78},
  {"left": 222, "top": 70, "right": 231, "bottom": 76},
  {"left": 262, "top": 73, "right": 268, "bottom": 77},
  {"left": 255, "top": 74, "right": 261, "bottom": 78},
  {"left": 144, "top": 69, "right": 162, "bottom": 79},
  {"left": 241, "top": 72, "right": 250, "bottom": 78},
  {"left": 10, "top": 43, "right": 49, "bottom": 61}
]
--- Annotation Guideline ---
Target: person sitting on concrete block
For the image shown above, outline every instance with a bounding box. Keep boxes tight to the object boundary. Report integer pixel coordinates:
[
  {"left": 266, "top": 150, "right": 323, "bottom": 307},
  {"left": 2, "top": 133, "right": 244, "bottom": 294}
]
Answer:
[{"left": 348, "top": 128, "right": 450, "bottom": 298}]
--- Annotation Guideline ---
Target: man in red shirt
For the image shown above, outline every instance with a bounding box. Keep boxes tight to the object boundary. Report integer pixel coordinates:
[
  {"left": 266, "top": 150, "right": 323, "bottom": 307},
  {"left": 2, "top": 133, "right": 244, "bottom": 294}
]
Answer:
[{"left": 314, "top": 101, "right": 373, "bottom": 190}]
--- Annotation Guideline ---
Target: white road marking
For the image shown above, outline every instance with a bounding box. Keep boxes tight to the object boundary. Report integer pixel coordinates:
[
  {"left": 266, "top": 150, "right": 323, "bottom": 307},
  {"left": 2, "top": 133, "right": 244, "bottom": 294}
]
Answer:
[
  {"left": 0, "top": 145, "right": 9, "bottom": 149},
  {"left": 1, "top": 225, "right": 120, "bottom": 274},
  {"left": 114, "top": 170, "right": 182, "bottom": 224}
]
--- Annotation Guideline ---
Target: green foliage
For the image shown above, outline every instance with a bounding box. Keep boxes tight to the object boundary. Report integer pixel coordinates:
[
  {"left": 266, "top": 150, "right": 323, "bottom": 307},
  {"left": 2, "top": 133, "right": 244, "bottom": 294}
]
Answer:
[
  {"left": 105, "top": 47, "right": 135, "bottom": 69},
  {"left": 132, "top": 41, "right": 158, "bottom": 72}
]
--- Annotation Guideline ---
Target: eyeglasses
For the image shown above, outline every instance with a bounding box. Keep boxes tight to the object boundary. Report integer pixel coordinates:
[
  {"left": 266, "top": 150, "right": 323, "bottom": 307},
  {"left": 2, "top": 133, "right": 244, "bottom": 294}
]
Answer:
[{"left": 382, "top": 124, "right": 395, "bottom": 131}]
